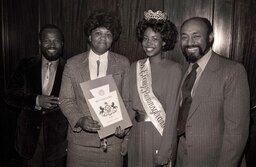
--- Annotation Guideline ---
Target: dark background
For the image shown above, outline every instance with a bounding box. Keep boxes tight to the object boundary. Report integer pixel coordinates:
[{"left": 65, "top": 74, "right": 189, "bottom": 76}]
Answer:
[{"left": 1, "top": 0, "right": 256, "bottom": 166}]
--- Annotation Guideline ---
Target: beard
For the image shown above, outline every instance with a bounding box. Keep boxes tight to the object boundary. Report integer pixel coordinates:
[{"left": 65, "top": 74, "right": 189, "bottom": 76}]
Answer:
[
  {"left": 182, "top": 44, "right": 210, "bottom": 63},
  {"left": 41, "top": 47, "right": 62, "bottom": 61}
]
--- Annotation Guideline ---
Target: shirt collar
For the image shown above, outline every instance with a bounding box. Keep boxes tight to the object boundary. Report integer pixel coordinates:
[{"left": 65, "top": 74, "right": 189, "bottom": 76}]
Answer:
[
  {"left": 195, "top": 48, "right": 212, "bottom": 71},
  {"left": 89, "top": 49, "right": 108, "bottom": 61},
  {"left": 42, "top": 56, "right": 59, "bottom": 68}
]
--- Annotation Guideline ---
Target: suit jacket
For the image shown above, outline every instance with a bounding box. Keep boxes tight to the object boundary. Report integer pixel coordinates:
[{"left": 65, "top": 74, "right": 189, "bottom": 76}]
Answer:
[
  {"left": 5, "top": 56, "right": 68, "bottom": 161},
  {"left": 176, "top": 52, "right": 250, "bottom": 167},
  {"left": 59, "top": 51, "right": 130, "bottom": 147}
]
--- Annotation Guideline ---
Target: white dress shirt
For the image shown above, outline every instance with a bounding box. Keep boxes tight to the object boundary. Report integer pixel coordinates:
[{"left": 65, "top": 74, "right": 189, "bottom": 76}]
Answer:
[{"left": 89, "top": 49, "right": 108, "bottom": 80}]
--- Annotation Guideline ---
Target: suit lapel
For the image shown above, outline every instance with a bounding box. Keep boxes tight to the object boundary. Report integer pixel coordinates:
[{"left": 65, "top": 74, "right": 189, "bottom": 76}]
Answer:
[
  {"left": 106, "top": 51, "right": 117, "bottom": 75},
  {"left": 51, "top": 58, "right": 65, "bottom": 96},
  {"left": 79, "top": 52, "right": 90, "bottom": 81},
  {"left": 187, "top": 53, "right": 220, "bottom": 120}
]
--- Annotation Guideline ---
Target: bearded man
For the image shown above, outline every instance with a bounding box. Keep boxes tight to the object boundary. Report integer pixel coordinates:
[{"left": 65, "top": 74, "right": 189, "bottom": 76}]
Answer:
[
  {"left": 5, "top": 24, "right": 68, "bottom": 167},
  {"left": 176, "top": 17, "right": 250, "bottom": 167}
]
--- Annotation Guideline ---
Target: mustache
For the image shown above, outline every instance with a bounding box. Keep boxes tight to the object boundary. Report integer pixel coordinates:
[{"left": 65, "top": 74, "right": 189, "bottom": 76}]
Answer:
[
  {"left": 185, "top": 45, "right": 200, "bottom": 49},
  {"left": 47, "top": 47, "right": 57, "bottom": 50}
]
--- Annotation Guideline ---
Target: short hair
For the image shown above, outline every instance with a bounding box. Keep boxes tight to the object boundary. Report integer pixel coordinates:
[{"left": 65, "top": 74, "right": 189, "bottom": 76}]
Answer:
[
  {"left": 84, "top": 10, "right": 122, "bottom": 42},
  {"left": 181, "top": 17, "right": 213, "bottom": 35},
  {"left": 136, "top": 18, "right": 178, "bottom": 51},
  {"left": 39, "top": 24, "right": 64, "bottom": 41}
]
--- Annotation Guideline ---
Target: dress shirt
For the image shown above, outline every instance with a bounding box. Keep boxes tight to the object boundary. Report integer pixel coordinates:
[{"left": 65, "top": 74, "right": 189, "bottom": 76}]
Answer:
[
  {"left": 190, "top": 48, "right": 212, "bottom": 97},
  {"left": 180, "top": 48, "right": 212, "bottom": 105},
  {"left": 41, "top": 56, "right": 59, "bottom": 95},
  {"left": 89, "top": 49, "right": 108, "bottom": 80},
  {"left": 35, "top": 56, "right": 59, "bottom": 109}
]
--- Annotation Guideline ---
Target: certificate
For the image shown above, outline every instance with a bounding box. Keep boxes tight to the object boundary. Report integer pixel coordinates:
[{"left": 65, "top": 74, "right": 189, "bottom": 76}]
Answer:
[{"left": 80, "top": 75, "right": 132, "bottom": 139}]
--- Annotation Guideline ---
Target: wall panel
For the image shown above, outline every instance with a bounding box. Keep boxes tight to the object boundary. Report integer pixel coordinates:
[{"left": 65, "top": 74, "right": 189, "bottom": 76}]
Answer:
[
  {"left": 213, "top": 0, "right": 234, "bottom": 57},
  {"left": 232, "top": 0, "right": 251, "bottom": 62},
  {"left": 1, "top": 0, "right": 256, "bottom": 165},
  {"left": 53, "top": 0, "right": 88, "bottom": 58},
  {"left": 3, "top": 0, "right": 39, "bottom": 79},
  {"left": 1, "top": 0, "right": 39, "bottom": 164},
  {"left": 242, "top": 0, "right": 256, "bottom": 106}
]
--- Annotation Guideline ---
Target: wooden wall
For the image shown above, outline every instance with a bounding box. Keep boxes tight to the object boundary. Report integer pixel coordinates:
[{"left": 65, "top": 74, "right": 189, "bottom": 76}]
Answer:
[
  {"left": 1, "top": 0, "right": 255, "bottom": 164},
  {"left": 2, "top": 0, "right": 254, "bottom": 77}
]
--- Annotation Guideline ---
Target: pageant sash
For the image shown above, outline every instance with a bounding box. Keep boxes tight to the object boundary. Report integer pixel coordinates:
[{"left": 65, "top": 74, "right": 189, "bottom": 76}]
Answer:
[{"left": 136, "top": 58, "right": 166, "bottom": 135}]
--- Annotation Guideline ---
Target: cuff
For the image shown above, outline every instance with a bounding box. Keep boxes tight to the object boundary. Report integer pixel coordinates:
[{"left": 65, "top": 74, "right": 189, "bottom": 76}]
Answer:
[{"left": 35, "top": 95, "right": 42, "bottom": 110}]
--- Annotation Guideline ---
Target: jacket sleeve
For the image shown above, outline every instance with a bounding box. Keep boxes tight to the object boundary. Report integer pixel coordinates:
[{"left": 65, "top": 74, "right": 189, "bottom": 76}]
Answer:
[
  {"left": 218, "top": 63, "right": 250, "bottom": 167},
  {"left": 5, "top": 58, "right": 37, "bottom": 110},
  {"left": 59, "top": 62, "right": 85, "bottom": 132},
  {"left": 120, "top": 57, "right": 131, "bottom": 114},
  {"left": 158, "top": 63, "right": 182, "bottom": 164}
]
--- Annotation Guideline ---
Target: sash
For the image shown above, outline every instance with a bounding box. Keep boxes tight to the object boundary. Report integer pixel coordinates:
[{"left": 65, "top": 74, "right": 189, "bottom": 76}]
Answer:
[{"left": 136, "top": 58, "right": 166, "bottom": 135}]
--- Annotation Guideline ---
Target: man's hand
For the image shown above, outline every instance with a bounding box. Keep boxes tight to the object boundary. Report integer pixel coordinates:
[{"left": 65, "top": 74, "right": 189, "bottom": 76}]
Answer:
[
  {"left": 38, "top": 95, "right": 60, "bottom": 110},
  {"left": 154, "top": 153, "right": 170, "bottom": 167},
  {"left": 78, "top": 116, "right": 101, "bottom": 132}
]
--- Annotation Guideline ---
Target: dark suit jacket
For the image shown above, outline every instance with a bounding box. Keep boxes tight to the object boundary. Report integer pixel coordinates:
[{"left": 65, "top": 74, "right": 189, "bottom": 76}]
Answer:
[
  {"left": 176, "top": 52, "right": 250, "bottom": 167},
  {"left": 59, "top": 51, "right": 130, "bottom": 147},
  {"left": 5, "top": 56, "right": 68, "bottom": 161}
]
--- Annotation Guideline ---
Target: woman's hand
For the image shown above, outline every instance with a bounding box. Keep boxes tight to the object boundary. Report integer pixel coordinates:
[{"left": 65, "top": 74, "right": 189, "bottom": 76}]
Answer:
[
  {"left": 115, "top": 126, "right": 126, "bottom": 138},
  {"left": 78, "top": 116, "right": 101, "bottom": 132},
  {"left": 120, "top": 138, "right": 128, "bottom": 156}
]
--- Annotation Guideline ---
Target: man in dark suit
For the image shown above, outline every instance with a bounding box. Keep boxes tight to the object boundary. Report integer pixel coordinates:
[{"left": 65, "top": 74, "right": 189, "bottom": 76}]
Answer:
[
  {"left": 5, "top": 24, "right": 68, "bottom": 167},
  {"left": 176, "top": 17, "right": 250, "bottom": 167}
]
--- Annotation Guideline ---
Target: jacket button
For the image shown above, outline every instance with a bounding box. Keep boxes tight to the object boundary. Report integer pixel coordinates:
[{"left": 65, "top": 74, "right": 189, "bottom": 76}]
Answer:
[
  {"left": 42, "top": 111, "right": 46, "bottom": 115},
  {"left": 36, "top": 126, "right": 40, "bottom": 130}
]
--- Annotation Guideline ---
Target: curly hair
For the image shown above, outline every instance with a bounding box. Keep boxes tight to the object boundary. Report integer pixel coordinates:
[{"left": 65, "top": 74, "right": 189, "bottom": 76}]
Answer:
[
  {"left": 84, "top": 10, "right": 122, "bottom": 42},
  {"left": 136, "top": 18, "right": 178, "bottom": 51}
]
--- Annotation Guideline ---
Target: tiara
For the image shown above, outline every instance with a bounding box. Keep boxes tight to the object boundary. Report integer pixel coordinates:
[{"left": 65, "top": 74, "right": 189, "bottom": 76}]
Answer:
[{"left": 144, "top": 10, "right": 167, "bottom": 21}]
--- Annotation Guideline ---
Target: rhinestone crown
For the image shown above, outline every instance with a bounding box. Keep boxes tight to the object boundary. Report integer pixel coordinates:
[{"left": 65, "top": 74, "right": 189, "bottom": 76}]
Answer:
[{"left": 144, "top": 10, "right": 167, "bottom": 21}]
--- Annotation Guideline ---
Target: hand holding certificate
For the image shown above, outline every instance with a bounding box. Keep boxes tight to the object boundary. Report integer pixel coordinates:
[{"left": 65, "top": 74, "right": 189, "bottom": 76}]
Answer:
[
  {"left": 77, "top": 116, "right": 101, "bottom": 132},
  {"left": 80, "top": 75, "right": 132, "bottom": 139}
]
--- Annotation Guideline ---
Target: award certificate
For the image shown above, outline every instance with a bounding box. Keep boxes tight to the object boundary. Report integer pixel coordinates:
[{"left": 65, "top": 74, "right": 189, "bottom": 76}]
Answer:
[{"left": 80, "top": 75, "right": 132, "bottom": 139}]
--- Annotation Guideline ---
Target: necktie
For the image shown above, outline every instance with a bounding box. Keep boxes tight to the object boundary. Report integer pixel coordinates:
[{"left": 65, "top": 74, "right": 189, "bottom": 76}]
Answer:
[
  {"left": 96, "top": 60, "right": 100, "bottom": 77},
  {"left": 177, "top": 63, "right": 199, "bottom": 136},
  {"left": 42, "top": 62, "right": 52, "bottom": 95}
]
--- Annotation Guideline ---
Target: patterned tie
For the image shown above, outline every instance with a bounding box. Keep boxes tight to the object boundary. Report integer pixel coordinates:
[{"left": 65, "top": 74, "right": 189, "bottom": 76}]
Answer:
[
  {"left": 177, "top": 63, "right": 199, "bottom": 136},
  {"left": 96, "top": 60, "right": 100, "bottom": 77},
  {"left": 42, "top": 62, "right": 52, "bottom": 95}
]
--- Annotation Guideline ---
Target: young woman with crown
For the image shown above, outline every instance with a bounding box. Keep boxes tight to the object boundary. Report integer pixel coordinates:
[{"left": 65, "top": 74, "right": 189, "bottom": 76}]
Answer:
[{"left": 123, "top": 10, "right": 182, "bottom": 167}]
